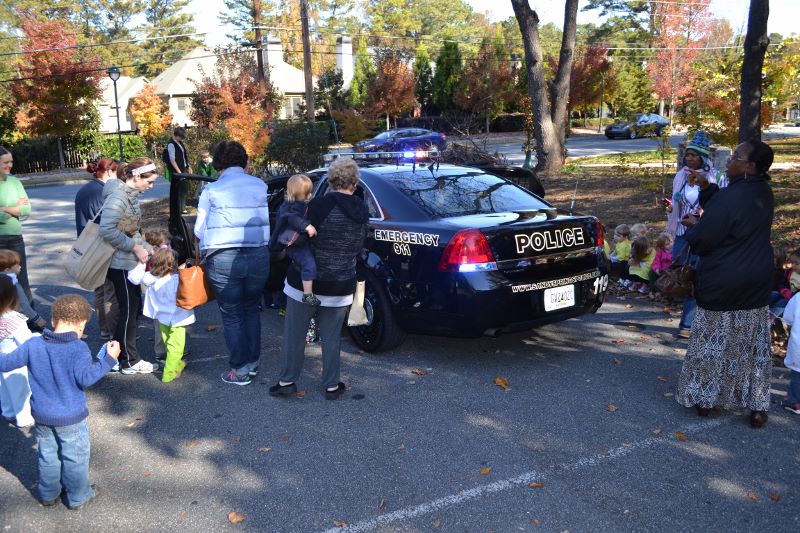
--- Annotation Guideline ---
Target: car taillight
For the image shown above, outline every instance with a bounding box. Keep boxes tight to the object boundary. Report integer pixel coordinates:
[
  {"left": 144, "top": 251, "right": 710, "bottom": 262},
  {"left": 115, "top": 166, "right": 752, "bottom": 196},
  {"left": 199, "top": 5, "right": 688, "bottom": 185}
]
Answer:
[
  {"left": 594, "top": 217, "right": 604, "bottom": 247},
  {"left": 438, "top": 229, "right": 497, "bottom": 272}
]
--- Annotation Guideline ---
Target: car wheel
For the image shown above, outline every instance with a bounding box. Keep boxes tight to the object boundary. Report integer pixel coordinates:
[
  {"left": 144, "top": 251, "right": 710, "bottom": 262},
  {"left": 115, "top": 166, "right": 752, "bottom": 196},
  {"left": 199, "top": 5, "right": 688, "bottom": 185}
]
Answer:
[
  {"left": 629, "top": 130, "right": 637, "bottom": 139},
  {"left": 348, "top": 272, "right": 407, "bottom": 352},
  {"left": 605, "top": 134, "right": 614, "bottom": 140}
]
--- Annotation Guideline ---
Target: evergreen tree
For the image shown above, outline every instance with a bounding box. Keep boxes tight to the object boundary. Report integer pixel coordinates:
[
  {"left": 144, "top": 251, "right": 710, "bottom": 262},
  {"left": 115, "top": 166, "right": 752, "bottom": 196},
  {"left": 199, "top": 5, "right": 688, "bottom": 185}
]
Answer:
[
  {"left": 139, "top": 0, "right": 199, "bottom": 78},
  {"left": 314, "top": 67, "right": 347, "bottom": 115},
  {"left": 431, "top": 41, "right": 462, "bottom": 113},
  {"left": 413, "top": 42, "right": 433, "bottom": 113},
  {"left": 349, "top": 39, "right": 375, "bottom": 110}
]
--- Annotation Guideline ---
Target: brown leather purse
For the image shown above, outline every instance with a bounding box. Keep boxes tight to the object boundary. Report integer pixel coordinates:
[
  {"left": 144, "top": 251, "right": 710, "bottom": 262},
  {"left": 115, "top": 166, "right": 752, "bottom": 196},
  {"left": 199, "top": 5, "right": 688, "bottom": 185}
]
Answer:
[
  {"left": 654, "top": 244, "right": 695, "bottom": 300},
  {"left": 177, "top": 241, "right": 215, "bottom": 310}
]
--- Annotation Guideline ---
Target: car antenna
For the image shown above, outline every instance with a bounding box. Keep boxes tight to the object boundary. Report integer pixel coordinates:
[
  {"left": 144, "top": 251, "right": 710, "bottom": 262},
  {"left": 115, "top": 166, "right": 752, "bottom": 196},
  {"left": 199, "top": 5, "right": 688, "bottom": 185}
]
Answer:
[{"left": 569, "top": 176, "right": 580, "bottom": 215}]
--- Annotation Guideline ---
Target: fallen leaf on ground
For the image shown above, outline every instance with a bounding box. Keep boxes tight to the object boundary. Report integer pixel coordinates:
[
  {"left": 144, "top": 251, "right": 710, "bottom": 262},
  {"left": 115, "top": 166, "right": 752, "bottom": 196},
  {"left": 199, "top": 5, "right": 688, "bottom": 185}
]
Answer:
[
  {"left": 177, "top": 511, "right": 186, "bottom": 520},
  {"left": 627, "top": 324, "right": 638, "bottom": 329},
  {"left": 186, "top": 440, "right": 198, "bottom": 448},
  {"left": 126, "top": 422, "right": 135, "bottom": 428},
  {"left": 206, "top": 325, "right": 219, "bottom": 332},
  {"left": 674, "top": 431, "right": 689, "bottom": 442},
  {"left": 494, "top": 376, "right": 511, "bottom": 391},
  {"left": 121, "top": 476, "right": 128, "bottom": 481},
  {"left": 625, "top": 304, "right": 634, "bottom": 309},
  {"left": 531, "top": 518, "right": 541, "bottom": 525},
  {"left": 378, "top": 499, "right": 387, "bottom": 510},
  {"left": 656, "top": 375, "right": 668, "bottom": 382},
  {"left": 143, "top": 471, "right": 152, "bottom": 477},
  {"left": 281, "top": 434, "right": 290, "bottom": 441},
  {"left": 411, "top": 368, "right": 432, "bottom": 375},
  {"left": 663, "top": 392, "right": 675, "bottom": 397},
  {"left": 258, "top": 447, "right": 272, "bottom": 452},
  {"left": 606, "top": 404, "right": 619, "bottom": 412},
  {"left": 398, "top": 443, "right": 405, "bottom": 450},
  {"left": 295, "top": 390, "right": 307, "bottom": 398},
  {"left": 332, "top": 519, "right": 348, "bottom": 528},
  {"left": 480, "top": 466, "right": 492, "bottom": 475},
  {"left": 135, "top": 416, "right": 144, "bottom": 421},
  {"left": 232, "top": 435, "right": 241, "bottom": 444},
  {"left": 769, "top": 492, "right": 781, "bottom": 502},
  {"left": 227, "top": 511, "right": 246, "bottom": 524},
  {"left": 612, "top": 338, "right": 625, "bottom": 344},
  {"left": 662, "top": 306, "right": 671, "bottom": 314},
  {"left": 433, "top": 517, "right": 442, "bottom": 528},
  {"left": 528, "top": 481, "right": 545, "bottom": 489},
  {"left": 746, "top": 490, "right": 759, "bottom": 502},
  {"left": 612, "top": 358, "right": 621, "bottom": 365},
  {"left": 652, "top": 428, "right": 662, "bottom": 436}
]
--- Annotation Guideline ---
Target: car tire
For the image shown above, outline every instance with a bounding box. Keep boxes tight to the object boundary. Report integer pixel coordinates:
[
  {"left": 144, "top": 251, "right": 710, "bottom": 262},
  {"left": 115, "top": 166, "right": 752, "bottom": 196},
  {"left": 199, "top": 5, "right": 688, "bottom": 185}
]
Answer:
[
  {"left": 605, "top": 134, "right": 614, "bottom": 140},
  {"left": 348, "top": 272, "right": 407, "bottom": 352},
  {"left": 629, "top": 130, "right": 637, "bottom": 139}
]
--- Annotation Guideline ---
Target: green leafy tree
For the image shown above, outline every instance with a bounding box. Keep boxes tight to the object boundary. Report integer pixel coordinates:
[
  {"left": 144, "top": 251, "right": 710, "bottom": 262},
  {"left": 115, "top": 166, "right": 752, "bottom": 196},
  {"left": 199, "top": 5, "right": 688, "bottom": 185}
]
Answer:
[
  {"left": 764, "top": 37, "right": 800, "bottom": 120},
  {"left": 138, "top": 0, "right": 199, "bottom": 78},
  {"left": 608, "top": 60, "right": 654, "bottom": 118},
  {"left": 366, "top": 0, "right": 476, "bottom": 51},
  {"left": 431, "top": 40, "right": 463, "bottom": 113},
  {"left": 413, "top": 42, "right": 433, "bottom": 113},
  {"left": 349, "top": 39, "right": 375, "bottom": 110},
  {"left": 314, "top": 66, "right": 347, "bottom": 115}
]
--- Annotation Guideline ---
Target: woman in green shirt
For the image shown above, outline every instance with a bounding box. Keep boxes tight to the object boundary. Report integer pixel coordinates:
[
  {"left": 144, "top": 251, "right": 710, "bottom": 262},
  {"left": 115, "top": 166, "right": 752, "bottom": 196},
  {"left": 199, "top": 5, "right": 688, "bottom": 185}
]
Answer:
[{"left": 0, "top": 147, "right": 32, "bottom": 302}]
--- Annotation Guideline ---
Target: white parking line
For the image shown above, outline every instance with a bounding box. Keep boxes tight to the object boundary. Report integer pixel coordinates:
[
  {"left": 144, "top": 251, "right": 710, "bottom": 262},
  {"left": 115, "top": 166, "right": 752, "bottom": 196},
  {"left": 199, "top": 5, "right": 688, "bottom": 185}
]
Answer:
[{"left": 321, "top": 417, "right": 728, "bottom": 533}]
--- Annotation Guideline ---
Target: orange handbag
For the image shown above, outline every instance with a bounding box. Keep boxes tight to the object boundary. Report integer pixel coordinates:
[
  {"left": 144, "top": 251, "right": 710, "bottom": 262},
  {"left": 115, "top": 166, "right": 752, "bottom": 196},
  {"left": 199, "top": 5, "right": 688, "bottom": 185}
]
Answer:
[{"left": 176, "top": 242, "right": 215, "bottom": 310}]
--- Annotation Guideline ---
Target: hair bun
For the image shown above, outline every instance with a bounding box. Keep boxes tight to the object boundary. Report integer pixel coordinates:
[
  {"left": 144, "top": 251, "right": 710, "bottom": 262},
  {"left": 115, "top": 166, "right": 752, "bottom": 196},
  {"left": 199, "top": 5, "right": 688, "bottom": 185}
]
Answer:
[{"left": 86, "top": 162, "right": 98, "bottom": 174}]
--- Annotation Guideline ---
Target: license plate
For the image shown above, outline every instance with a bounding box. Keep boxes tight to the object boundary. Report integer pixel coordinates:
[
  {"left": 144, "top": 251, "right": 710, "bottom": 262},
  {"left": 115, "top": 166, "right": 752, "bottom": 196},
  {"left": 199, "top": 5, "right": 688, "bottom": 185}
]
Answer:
[{"left": 543, "top": 285, "right": 575, "bottom": 312}]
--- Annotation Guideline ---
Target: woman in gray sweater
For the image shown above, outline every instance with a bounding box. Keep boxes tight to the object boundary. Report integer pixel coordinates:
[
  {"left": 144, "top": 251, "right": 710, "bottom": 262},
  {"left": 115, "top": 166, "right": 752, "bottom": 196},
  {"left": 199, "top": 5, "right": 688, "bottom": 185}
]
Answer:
[{"left": 99, "top": 158, "right": 156, "bottom": 375}]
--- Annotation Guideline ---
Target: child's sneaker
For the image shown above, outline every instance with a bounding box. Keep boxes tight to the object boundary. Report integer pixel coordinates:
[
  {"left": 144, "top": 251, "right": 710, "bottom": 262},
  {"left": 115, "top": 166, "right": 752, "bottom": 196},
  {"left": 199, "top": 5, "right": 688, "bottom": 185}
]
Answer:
[
  {"left": 628, "top": 281, "right": 640, "bottom": 292},
  {"left": 781, "top": 400, "right": 800, "bottom": 414},
  {"left": 638, "top": 284, "right": 649, "bottom": 294},
  {"left": 248, "top": 364, "right": 259, "bottom": 377},
  {"left": 221, "top": 369, "right": 251, "bottom": 386},
  {"left": 302, "top": 293, "right": 321, "bottom": 306},
  {"left": 120, "top": 360, "right": 157, "bottom": 375},
  {"left": 617, "top": 279, "right": 629, "bottom": 288}
]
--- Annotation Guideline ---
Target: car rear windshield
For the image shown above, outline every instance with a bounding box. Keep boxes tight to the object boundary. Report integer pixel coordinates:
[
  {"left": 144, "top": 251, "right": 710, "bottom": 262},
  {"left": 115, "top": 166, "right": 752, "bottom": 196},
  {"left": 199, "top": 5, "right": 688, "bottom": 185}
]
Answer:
[{"left": 385, "top": 170, "right": 550, "bottom": 218}]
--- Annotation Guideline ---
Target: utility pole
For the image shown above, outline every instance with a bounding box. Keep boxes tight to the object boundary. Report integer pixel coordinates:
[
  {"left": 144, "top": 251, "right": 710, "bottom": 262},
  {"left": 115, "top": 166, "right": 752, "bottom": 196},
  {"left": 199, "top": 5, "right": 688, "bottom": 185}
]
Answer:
[
  {"left": 300, "top": 0, "right": 315, "bottom": 122},
  {"left": 253, "top": 0, "right": 269, "bottom": 108}
]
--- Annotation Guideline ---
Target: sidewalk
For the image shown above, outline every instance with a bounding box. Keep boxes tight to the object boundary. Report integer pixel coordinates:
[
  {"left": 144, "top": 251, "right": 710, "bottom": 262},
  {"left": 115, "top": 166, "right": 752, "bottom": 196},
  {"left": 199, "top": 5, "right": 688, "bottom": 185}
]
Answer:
[{"left": 16, "top": 168, "right": 89, "bottom": 188}]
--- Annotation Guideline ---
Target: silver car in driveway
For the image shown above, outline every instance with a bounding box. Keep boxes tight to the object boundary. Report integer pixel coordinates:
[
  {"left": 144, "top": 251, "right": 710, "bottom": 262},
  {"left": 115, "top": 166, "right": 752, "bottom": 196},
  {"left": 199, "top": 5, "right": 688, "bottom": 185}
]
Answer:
[{"left": 605, "top": 113, "right": 669, "bottom": 139}]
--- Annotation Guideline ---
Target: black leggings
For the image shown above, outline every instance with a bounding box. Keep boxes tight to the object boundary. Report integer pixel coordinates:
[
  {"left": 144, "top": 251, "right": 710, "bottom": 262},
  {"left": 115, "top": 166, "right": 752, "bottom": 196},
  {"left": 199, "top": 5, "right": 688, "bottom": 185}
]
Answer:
[{"left": 107, "top": 268, "right": 142, "bottom": 368}]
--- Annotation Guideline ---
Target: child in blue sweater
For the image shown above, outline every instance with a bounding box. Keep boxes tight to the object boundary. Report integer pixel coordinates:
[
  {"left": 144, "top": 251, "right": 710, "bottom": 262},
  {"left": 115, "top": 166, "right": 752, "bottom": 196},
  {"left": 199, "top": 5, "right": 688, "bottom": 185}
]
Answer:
[{"left": 0, "top": 294, "right": 120, "bottom": 510}]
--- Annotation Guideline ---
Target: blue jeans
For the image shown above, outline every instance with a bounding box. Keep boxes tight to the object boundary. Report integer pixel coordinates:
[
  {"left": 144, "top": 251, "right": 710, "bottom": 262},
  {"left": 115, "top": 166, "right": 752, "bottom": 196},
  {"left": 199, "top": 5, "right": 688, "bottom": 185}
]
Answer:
[
  {"left": 35, "top": 419, "right": 94, "bottom": 507},
  {"left": 787, "top": 370, "right": 800, "bottom": 404},
  {"left": 673, "top": 234, "right": 698, "bottom": 330},
  {"left": 207, "top": 246, "right": 270, "bottom": 373}
]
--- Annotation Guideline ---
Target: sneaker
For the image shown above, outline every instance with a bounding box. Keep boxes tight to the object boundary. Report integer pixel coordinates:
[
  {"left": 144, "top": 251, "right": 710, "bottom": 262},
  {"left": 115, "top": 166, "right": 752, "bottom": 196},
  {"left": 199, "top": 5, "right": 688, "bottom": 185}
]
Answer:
[
  {"left": 782, "top": 400, "right": 800, "bottom": 415},
  {"left": 99, "top": 330, "right": 111, "bottom": 340},
  {"left": 120, "top": 360, "right": 157, "bottom": 375},
  {"left": 638, "top": 284, "right": 649, "bottom": 294},
  {"left": 221, "top": 369, "right": 251, "bottom": 386},
  {"left": 155, "top": 354, "right": 167, "bottom": 364},
  {"left": 110, "top": 363, "right": 120, "bottom": 372},
  {"left": 677, "top": 328, "right": 691, "bottom": 339},
  {"left": 39, "top": 495, "right": 60, "bottom": 507},
  {"left": 302, "top": 293, "right": 321, "bottom": 306},
  {"left": 248, "top": 364, "right": 259, "bottom": 377},
  {"left": 617, "top": 279, "right": 629, "bottom": 288}
]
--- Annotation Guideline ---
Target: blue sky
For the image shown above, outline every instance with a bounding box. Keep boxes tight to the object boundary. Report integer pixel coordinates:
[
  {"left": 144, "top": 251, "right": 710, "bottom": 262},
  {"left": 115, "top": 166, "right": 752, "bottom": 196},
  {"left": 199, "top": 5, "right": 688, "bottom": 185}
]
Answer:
[{"left": 189, "top": 0, "right": 798, "bottom": 47}]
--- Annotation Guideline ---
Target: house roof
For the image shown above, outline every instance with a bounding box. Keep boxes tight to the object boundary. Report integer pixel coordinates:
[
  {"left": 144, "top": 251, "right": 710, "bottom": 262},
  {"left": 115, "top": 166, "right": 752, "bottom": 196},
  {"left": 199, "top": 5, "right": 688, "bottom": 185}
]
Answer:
[
  {"left": 152, "top": 47, "right": 216, "bottom": 97},
  {"left": 151, "top": 46, "right": 312, "bottom": 97},
  {"left": 100, "top": 76, "right": 148, "bottom": 103}
]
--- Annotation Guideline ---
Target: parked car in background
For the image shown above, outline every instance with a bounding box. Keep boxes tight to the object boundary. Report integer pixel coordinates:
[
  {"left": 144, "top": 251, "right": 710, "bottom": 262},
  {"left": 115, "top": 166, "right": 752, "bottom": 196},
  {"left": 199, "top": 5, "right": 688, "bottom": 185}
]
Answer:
[
  {"left": 604, "top": 113, "right": 669, "bottom": 139},
  {"left": 355, "top": 128, "right": 447, "bottom": 152}
]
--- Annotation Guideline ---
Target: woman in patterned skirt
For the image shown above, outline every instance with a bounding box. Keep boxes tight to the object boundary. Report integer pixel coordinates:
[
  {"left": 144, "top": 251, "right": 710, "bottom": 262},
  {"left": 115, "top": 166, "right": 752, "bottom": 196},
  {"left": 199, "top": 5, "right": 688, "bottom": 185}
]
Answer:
[{"left": 676, "top": 140, "right": 775, "bottom": 428}]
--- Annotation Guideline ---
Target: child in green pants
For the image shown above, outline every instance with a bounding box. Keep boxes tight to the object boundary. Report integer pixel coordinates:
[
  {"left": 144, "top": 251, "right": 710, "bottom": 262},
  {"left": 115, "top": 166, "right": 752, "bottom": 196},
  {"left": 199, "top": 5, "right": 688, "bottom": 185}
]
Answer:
[{"left": 127, "top": 248, "right": 194, "bottom": 382}]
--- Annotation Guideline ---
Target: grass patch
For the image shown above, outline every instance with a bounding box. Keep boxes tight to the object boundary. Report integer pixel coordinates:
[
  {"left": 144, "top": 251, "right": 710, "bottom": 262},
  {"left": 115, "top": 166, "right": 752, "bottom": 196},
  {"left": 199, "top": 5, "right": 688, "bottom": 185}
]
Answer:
[
  {"left": 766, "top": 135, "right": 800, "bottom": 164},
  {"left": 569, "top": 149, "right": 676, "bottom": 166}
]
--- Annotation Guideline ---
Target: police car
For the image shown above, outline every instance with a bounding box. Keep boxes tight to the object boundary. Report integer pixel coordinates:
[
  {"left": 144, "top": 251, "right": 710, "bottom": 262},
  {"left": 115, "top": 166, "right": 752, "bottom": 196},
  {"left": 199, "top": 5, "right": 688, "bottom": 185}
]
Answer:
[
  {"left": 275, "top": 151, "right": 608, "bottom": 351},
  {"left": 169, "top": 152, "right": 609, "bottom": 352}
]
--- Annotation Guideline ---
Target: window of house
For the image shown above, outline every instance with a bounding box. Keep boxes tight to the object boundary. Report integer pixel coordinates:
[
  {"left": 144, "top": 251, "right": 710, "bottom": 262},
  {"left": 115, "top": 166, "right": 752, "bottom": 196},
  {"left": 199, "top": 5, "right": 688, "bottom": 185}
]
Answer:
[
  {"left": 282, "top": 96, "right": 305, "bottom": 119},
  {"left": 177, "top": 98, "right": 186, "bottom": 111}
]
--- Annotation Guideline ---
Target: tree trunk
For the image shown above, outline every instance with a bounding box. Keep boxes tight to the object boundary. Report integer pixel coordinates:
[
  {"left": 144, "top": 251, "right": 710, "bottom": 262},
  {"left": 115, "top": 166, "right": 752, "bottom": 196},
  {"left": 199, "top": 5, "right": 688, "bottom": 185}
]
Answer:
[
  {"left": 485, "top": 114, "right": 490, "bottom": 134},
  {"left": 739, "top": 0, "right": 770, "bottom": 143},
  {"left": 512, "top": 0, "right": 578, "bottom": 177},
  {"left": 658, "top": 98, "right": 665, "bottom": 116}
]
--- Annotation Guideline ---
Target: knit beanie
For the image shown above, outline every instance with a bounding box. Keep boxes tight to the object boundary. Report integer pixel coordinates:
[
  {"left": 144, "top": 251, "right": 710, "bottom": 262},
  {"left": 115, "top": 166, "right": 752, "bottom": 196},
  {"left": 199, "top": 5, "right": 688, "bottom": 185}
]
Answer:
[{"left": 686, "top": 130, "right": 712, "bottom": 157}]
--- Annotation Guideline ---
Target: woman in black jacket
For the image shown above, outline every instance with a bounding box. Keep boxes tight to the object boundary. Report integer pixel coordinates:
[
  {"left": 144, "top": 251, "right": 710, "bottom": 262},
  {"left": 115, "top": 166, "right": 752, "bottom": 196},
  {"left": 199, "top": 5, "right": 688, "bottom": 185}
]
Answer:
[
  {"left": 675, "top": 141, "right": 775, "bottom": 428},
  {"left": 269, "top": 157, "right": 369, "bottom": 400}
]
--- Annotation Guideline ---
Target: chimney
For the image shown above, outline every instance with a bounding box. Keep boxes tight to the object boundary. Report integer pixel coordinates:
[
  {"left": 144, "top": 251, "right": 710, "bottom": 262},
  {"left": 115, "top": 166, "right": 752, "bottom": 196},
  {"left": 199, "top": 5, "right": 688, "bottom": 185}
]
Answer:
[
  {"left": 263, "top": 34, "right": 283, "bottom": 69},
  {"left": 336, "top": 36, "right": 353, "bottom": 90}
]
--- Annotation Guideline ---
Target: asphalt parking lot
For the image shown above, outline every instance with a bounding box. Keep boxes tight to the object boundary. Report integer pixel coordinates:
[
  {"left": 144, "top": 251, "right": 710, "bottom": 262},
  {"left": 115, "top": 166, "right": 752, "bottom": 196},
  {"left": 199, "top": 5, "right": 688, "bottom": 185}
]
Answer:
[{"left": 1, "top": 293, "right": 798, "bottom": 532}]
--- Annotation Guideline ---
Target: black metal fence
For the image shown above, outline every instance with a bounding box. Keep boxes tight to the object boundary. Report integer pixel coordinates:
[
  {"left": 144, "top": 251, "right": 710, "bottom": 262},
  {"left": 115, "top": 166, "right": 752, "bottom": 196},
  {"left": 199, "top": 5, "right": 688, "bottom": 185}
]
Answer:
[{"left": 6, "top": 136, "right": 85, "bottom": 174}]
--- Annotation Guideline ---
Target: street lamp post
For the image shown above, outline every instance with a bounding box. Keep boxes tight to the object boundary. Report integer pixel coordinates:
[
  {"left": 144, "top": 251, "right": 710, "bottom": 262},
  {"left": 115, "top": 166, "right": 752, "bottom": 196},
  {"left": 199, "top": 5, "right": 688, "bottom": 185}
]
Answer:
[
  {"left": 598, "top": 56, "right": 612, "bottom": 134},
  {"left": 106, "top": 66, "right": 123, "bottom": 161}
]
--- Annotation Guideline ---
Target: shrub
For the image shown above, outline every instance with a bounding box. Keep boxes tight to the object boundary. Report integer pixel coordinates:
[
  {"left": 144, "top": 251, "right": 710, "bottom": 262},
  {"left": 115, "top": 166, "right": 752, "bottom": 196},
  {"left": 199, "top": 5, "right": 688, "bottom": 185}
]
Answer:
[
  {"left": 264, "top": 121, "right": 329, "bottom": 175},
  {"left": 331, "top": 110, "right": 374, "bottom": 144},
  {"left": 94, "top": 134, "right": 148, "bottom": 161}
]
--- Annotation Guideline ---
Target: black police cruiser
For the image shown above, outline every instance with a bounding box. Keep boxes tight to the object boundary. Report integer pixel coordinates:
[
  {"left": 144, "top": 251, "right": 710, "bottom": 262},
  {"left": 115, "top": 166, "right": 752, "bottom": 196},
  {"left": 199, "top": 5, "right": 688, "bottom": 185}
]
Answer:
[{"left": 169, "top": 151, "right": 609, "bottom": 353}]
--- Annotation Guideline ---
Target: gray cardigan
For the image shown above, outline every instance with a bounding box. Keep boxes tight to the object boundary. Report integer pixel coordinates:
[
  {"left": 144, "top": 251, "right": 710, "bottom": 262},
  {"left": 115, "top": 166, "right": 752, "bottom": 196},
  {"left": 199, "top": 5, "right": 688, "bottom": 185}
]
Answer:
[{"left": 99, "top": 179, "right": 152, "bottom": 271}]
